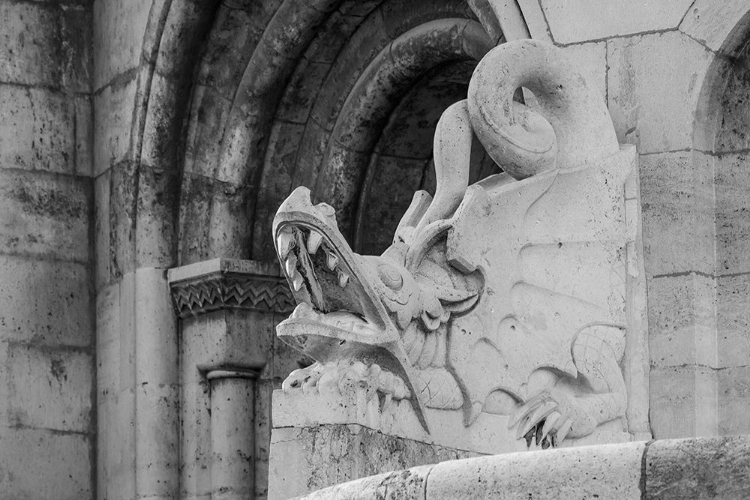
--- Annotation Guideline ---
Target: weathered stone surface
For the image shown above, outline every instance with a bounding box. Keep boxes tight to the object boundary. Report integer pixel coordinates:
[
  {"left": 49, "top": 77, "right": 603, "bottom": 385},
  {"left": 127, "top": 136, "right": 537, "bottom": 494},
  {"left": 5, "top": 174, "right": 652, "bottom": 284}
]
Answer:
[
  {"left": 0, "top": 427, "right": 92, "bottom": 499},
  {"left": 0, "top": 86, "right": 75, "bottom": 174},
  {"left": 558, "top": 41, "right": 606, "bottom": 101},
  {"left": 428, "top": 441, "right": 644, "bottom": 499},
  {"left": 607, "top": 32, "right": 713, "bottom": 154},
  {"left": 715, "top": 153, "right": 750, "bottom": 275},
  {"left": 93, "top": 78, "right": 138, "bottom": 176},
  {"left": 716, "top": 274, "right": 750, "bottom": 368},
  {"left": 299, "top": 465, "right": 434, "bottom": 500},
  {"left": 515, "top": 0, "right": 552, "bottom": 42},
  {"left": 680, "top": 0, "right": 750, "bottom": 53},
  {"left": 0, "top": 2, "right": 91, "bottom": 91},
  {"left": 714, "top": 63, "right": 750, "bottom": 153},
  {"left": 541, "top": 0, "right": 693, "bottom": 44},
  {"left": 6, "top": 342, "right": 93, "bottom": 432},
  {"left": 717, "top": 365, "right": 750, "bottom": 435},
  {"left": 269, "top": 425, "right": 477, "bottom": 500},
  {"left": 273, "top": 41, "right": 644, "bottom": 459},
  {"left": 639, "top": 151, "right": 715, "bottom": 276},
  {"left": 0, "top": 256, "right": 92, "bottom": 347},
  {"left": 0, "top": 168, "right": 92, "bottom": 262},
  {"left": 649, "top": 365, "right": 718, "bottom": 438},
  {"left": 647, "top": 274, "right": 717, "bottom": 370},
  {"left": 92, "top": 0, "right": 151, "bottom": 90},
  {"left": 645, "top": 436, "right": 750, "bottom": 499}
]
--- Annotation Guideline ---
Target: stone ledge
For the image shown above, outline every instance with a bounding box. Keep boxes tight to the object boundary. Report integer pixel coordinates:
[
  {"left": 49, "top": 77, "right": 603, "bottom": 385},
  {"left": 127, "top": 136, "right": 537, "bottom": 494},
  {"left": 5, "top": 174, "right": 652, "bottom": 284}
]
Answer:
[
  {"left": 294, "top": 435, "right": 750, "bottom": 499},
  {"left": 168, "top": 258, "right": 293, "bottom": 317}
]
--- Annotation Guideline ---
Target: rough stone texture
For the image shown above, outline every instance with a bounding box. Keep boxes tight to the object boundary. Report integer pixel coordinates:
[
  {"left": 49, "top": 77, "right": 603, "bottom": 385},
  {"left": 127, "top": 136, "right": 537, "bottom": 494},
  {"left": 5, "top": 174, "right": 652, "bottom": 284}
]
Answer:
[
  {"left": 427, "top": 441, "right": 644, "bottom": 499},
  {"left": 718, "top": 365, "right": 750, "bottom": 435},
  {"left": 0, "top": 2, "right": 91, "bottom": 92},
  {"left": 649, "top": 365, "right": 718, "bottom": 438},
  {"left": 272, "top": 43, "right": 645, "bottom": 481},
  {"left": 0, "top": 86, "right": 92, "bottom": 176},
  {"left": 607, "top": 31, "right": 713, "bottom": 155},
  {"left": 0, "top": 1, "right": 95, "bottom": 497},
  {"left": 715, "top": 153, "right": 750, "bottom": 276},
  {"left": 645, "top": 436, "right": 750, "bottom": 498},
  {"left": 680, "top": 0, "right": 750, "bottom": 53},
  {"left": 298, "top": 465, "right": 434, "bottom": 500},
  {"left": 558, "top": 41, "right": 606, "bottom": 101},
  {"left": 541, "top": 0, "right": 694, "bottom": 44},
  {"left": 7, "top": 342, "right": 93, "bottom": 432},
  {"left": 647, "top": 274, "right": 717, "bottom": 370},
  {"left": 269, "top": 425, "right": 478, "bottom": 500},
  {"left": 92, "top": 0, "right": 151, "bottom": 90},
  {"left": 93, "top": 79, "right": 138, "bottom": 176},
  {"left": 716, "top": 274, "right": 750, "bottom": 368},
  {"left": 0, "top": 168, "right": 92, "bottom": 262},
  {"left": 0, "top": 256, "right": 93, "bottom": 347},
  {"left": 0, "top": 427, "right": 92, "bottom": 499},
  {"left": 639, "top": 152, "right": 715, "bottom": 277}
]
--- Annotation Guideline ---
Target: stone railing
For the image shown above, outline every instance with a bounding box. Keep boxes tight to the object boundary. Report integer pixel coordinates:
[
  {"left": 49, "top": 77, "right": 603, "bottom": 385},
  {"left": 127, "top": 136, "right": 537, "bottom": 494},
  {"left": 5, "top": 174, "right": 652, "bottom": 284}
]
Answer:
[{"left": 292, "top": 436, "right": 750, "bottom": 499}]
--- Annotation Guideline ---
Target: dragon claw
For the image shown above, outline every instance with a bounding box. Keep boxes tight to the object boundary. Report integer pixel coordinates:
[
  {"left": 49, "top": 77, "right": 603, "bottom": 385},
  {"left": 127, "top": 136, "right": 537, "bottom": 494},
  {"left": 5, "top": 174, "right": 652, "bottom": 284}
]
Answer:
[{"left": 511, "top": 389, "right": 583, "bottom": 448}]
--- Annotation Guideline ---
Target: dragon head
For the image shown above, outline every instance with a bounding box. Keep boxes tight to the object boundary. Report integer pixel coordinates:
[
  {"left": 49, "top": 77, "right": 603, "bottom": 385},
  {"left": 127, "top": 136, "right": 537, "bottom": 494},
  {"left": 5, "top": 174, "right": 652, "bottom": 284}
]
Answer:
[{"left": 273, "top": 181, "right": 482, "bottom": 424}]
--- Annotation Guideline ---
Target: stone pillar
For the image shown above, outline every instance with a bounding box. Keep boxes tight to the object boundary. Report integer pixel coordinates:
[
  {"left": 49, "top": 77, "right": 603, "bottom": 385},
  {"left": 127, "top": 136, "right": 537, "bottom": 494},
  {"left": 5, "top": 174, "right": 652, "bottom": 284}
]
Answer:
[
  {"left": 207, "top": 370, "right": 257, "bottom": 500},
  {"left": 168, "top": 259, "right": 294, "bottom": 500}
]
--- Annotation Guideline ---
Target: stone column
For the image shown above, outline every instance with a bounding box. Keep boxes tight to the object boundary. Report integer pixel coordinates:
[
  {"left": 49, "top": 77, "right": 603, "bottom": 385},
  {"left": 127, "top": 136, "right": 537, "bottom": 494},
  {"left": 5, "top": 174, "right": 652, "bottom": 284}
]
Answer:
[{"left": 168, "top": 259, "right": 294, "bottom": 500}]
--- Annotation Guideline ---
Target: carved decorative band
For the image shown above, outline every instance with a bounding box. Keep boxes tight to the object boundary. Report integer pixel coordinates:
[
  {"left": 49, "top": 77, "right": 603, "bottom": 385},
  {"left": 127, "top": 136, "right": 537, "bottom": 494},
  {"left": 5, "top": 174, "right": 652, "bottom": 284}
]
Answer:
[{"left": 170, "top": 274, "right": 294, "bottom": 317}]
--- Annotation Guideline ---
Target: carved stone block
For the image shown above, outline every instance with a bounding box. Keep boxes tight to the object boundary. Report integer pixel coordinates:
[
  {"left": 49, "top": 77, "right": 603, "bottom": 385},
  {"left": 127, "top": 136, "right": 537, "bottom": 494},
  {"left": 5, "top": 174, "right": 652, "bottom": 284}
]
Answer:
[{"left": 270, "top": 39, "right": 649, "bottom": 473}]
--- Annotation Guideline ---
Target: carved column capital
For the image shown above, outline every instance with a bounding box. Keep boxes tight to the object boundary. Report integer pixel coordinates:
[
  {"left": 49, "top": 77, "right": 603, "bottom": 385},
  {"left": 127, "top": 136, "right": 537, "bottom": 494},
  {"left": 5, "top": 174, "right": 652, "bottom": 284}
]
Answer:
[{"left": 167, "top": 258, "right": 294, "bottom": 317}]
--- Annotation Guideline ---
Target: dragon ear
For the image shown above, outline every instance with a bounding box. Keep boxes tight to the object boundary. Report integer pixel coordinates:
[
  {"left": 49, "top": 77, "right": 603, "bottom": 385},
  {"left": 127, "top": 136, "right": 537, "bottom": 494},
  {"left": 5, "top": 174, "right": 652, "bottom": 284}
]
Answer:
[{"left": 394, "top": 191, "right": 432, "bottom": 246}]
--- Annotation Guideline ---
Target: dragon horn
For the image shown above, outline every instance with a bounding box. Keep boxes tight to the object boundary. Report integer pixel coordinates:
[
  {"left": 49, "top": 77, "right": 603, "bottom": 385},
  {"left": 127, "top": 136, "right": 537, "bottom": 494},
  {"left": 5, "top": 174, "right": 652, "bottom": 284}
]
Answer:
[
  {"left": 413, "top": 99, "right": 472, "bottom": 234},
  {"left": 468, "top": 39, "right": 619, "bottom": 179}
]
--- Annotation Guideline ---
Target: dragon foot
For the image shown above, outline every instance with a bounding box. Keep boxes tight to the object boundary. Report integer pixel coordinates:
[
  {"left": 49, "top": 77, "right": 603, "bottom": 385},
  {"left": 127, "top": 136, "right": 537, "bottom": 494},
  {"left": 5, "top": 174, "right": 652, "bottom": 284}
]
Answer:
[
  {"left": 282, "top": 360, "right": 411, "bottom": 405},
  {"left": 508, "top": 388, "right": 597, "bottom": 448}
]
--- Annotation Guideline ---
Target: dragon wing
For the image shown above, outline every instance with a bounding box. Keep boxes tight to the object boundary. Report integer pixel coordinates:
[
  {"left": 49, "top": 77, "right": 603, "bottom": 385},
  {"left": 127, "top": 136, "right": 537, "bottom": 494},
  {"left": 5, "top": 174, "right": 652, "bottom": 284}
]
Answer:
[{"left": 446, "top": 150, "right": 632, "bottom": 425}]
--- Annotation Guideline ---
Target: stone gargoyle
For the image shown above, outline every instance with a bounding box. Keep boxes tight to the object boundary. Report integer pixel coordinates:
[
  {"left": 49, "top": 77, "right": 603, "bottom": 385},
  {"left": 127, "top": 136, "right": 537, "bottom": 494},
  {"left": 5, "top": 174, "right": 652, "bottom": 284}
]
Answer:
[{"left": 273, "top": 40, "right": 635, "bottom": 449}]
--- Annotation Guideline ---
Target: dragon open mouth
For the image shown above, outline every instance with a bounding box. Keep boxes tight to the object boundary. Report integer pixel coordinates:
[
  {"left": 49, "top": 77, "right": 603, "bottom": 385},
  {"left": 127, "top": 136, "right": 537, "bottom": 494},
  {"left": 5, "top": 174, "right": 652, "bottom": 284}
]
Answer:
[{"left": 274, "top": 213, "right": 403, "bottom": 368}]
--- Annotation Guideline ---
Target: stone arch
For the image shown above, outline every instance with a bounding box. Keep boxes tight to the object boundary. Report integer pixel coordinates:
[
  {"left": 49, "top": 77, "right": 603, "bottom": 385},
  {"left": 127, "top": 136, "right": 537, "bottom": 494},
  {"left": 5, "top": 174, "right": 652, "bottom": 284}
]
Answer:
[
  {"left": 689, "top": 2, "right": 750, "bottom": 435},
  {"left": 177, "top": 0, "right": 530, "bottom": 265}
]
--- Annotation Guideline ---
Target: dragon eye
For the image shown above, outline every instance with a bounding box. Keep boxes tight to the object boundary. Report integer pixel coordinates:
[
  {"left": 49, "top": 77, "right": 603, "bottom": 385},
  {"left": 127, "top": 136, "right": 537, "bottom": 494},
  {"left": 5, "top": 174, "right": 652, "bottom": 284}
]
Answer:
[{"left": 377, "top": 264, "right": 403, "bottom": 290}]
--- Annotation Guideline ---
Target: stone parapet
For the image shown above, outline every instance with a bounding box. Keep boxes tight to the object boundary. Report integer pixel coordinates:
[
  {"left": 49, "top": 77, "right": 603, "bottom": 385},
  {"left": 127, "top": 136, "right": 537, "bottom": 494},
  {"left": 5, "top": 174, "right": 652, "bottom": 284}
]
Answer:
[{"left": 295, "top": 435, "right": 750, "bottom": 500}]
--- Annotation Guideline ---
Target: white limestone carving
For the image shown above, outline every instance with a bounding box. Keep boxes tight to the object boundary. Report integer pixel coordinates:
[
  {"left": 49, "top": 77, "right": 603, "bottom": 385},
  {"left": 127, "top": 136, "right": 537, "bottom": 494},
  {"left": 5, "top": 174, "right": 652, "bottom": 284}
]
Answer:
[{"left": 273, "top": 39, "right": 644, "bottom": 449}]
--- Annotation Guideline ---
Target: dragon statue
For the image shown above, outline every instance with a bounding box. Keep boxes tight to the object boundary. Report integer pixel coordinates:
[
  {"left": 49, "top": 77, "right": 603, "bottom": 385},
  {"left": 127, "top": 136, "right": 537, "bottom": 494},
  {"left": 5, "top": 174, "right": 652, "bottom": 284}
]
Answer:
[{"left": 273, "top": 40, "right": 638, "bottom": 449}]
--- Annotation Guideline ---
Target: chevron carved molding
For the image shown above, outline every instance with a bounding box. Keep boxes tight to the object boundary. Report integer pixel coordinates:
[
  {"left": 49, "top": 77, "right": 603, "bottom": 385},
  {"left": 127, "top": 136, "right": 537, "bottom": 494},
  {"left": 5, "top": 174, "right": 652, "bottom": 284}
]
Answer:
[{"left": 168, "top": 259, "right": 294, "bottom": 317}]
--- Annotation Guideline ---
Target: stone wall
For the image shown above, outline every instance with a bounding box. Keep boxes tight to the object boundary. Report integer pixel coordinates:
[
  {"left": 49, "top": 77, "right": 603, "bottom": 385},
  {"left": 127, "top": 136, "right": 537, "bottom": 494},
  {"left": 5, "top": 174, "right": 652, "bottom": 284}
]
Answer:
[
  {"left": 0, "top": 0, "right": 95, "bottom": 497},
  {"left": 522, "top": 0, "right": 750, "bottom": 440}
]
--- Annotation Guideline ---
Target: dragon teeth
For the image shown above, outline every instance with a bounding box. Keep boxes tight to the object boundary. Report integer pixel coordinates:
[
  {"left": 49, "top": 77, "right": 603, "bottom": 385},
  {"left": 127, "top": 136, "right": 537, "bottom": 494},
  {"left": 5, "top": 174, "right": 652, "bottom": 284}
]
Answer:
[
  {"left": 326, "top": 251, "right": 338, "bottom": 271},
  {"left": 277, "top": 228, "right": 295, "bottom": 258},
  {"left": 337, "top": 270, "right": 349, "bottom": 288},
  {"left": 291, "top": 272, "right": 304, "bottom": 291},
  {"left": 307, "top": 230, "right": 323, "bottom": 254},
  {"left": 285, "top": 254, "right": 298, "bottom": 276}
]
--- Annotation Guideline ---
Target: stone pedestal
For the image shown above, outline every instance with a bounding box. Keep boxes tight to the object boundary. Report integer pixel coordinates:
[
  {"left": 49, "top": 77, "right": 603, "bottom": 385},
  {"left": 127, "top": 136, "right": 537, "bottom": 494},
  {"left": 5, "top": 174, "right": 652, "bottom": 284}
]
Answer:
[{"left": 168, "top": 259, "right": 295, "bottom": 500}]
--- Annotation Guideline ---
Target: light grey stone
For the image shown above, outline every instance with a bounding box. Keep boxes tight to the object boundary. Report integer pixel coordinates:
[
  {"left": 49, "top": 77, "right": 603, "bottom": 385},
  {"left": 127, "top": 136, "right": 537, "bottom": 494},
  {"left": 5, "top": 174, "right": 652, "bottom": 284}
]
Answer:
[
  {"left": 607, "top": 32, "right": 713, "bottom": 154},
  {"left": 540, "top": 0, "right": 693, "bottom": 44},
  {"left": 0, "top": 427, "right": 92, "bottom": 499},
  {"left": 272, "top": 40, "right": 645, "bottom": 459},
  {"left": 427, "top": 441, "right": 645, "bottom": 499},
  {"left": 0, "top": 256, "right": 93, "bottom": 347},
  {"left": 6, "top": 342, "right": 93, "bottom": 432},
  {"left": 680, "top": 0, "right": 750, "bottom": 53},
  {"left": 92, "top": 0, "right": 151, "bottom": 90},
  {"left": 93, "top": 78, "right": 138, "bottom": 176},
  {"left": 0, "top": 168, "right": 92, "bottom": 262}
]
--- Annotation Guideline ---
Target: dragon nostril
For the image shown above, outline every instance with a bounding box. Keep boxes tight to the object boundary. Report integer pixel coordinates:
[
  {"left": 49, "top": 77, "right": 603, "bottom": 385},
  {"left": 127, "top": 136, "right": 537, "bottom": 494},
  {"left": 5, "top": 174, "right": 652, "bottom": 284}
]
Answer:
[{"left": 378, "top": 264, "right": 403, "bottom": 290}]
